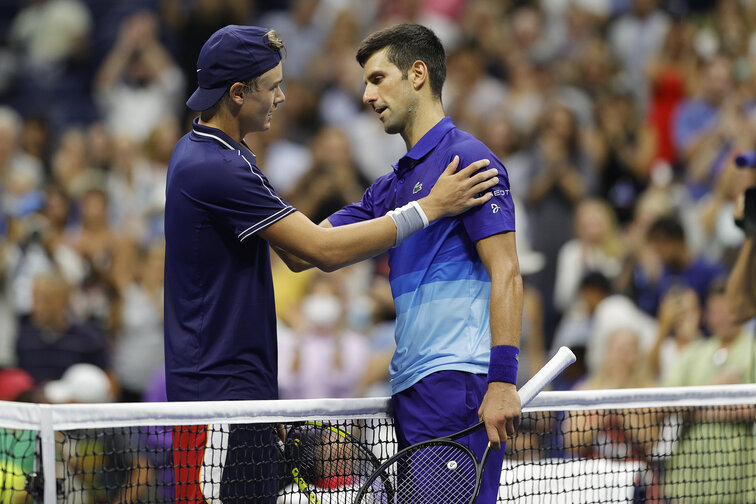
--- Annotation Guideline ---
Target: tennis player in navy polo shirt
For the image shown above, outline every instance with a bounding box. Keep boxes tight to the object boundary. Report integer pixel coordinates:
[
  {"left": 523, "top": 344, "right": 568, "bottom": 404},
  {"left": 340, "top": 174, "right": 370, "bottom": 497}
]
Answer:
[
  {"left": 280, "top": 24, "right": 524, "bottom": 503},
  {"left": 164, "top": 25, "right": 499, "bottom": 503}
]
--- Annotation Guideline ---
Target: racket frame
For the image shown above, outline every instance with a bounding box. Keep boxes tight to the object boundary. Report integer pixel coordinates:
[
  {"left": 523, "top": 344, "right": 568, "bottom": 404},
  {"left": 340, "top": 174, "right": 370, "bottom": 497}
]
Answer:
[
  {"left": 276, "top": 420, "right": 395, "bottom": 503},
  {"left": 354, "top": 346, "right": 577, "bottom": 504}
]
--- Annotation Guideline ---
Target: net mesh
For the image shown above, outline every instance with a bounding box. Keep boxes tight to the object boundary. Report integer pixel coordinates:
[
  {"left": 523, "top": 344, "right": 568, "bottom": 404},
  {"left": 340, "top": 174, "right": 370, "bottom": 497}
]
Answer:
[{"left": 0, "top": 386, "right": 754, "bottom": 503}]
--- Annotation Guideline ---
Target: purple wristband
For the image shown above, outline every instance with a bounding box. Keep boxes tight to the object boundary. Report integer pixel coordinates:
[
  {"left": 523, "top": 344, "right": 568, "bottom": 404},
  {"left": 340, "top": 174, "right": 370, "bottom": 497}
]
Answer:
[{"left": 488, "top": 345, "right": 519, "bottom": 384}]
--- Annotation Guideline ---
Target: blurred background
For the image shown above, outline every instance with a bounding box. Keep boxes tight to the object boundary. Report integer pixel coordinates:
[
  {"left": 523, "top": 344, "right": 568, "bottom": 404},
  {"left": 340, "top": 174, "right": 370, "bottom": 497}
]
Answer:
[{"left": 0, "top": 0, "right": 754, "bottom": 406}]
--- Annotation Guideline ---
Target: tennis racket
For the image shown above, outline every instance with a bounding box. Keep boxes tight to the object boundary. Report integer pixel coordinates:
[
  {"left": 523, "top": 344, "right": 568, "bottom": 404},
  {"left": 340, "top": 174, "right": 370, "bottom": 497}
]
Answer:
[
  {"left": 354, "top": 346, "right": 577, "bottom": 504},
  {"left": 276, "top": 420, "right": 394, "bottom": 503}
]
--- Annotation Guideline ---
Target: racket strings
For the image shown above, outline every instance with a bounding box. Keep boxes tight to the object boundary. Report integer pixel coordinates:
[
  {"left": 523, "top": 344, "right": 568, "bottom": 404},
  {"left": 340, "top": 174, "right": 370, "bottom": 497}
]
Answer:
[{"left": 362, "top": 442, "right": 478, "bottom": 504}]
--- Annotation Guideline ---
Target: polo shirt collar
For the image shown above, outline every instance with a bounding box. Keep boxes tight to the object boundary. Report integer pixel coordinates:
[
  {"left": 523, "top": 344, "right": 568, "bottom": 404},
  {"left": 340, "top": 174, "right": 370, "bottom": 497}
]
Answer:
[
  {"left": 191, "top": 118, "right": 256, "bottom": 160},
  {"left": 394, "top": 117, "right": 455, "bottom": 174}
]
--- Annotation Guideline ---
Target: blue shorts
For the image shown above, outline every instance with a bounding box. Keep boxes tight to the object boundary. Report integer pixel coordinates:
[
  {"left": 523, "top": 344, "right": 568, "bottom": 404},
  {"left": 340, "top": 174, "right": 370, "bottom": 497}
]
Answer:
[{"left": 391, "top": 370, "right": 505, "bottom": 504}]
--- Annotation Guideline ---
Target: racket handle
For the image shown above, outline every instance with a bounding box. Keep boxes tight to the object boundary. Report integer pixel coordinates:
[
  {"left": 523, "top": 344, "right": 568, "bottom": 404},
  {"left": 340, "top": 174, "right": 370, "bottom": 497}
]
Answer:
[{"left": 517, "top": 346, "right": 576, "bottom": 407}]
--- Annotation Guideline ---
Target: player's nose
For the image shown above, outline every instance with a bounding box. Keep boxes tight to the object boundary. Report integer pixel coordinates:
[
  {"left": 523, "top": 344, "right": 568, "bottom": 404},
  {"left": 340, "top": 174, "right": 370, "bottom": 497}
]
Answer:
[{"left": 362, "top": 85, "right": 376, "bottom": 105}]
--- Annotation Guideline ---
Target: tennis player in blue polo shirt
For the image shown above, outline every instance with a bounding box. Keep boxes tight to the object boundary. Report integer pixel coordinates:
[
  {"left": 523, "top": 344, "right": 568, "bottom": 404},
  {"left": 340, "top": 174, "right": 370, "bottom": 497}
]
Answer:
[
  {"left": 164, "top": 24, "right": 499, "bottom": 504},
  {"left": 329, "top": 24, "right": 523, "bottom": 503}
]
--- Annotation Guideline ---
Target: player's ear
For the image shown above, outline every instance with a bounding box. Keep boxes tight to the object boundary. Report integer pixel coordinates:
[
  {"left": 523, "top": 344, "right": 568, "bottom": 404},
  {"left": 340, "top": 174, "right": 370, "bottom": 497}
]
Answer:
[
  {"left": 229, "top": 82, "right": 246, "bottom": 106},
  {"left": 410, "top": 60, "right": 428, "bottom": 91}
]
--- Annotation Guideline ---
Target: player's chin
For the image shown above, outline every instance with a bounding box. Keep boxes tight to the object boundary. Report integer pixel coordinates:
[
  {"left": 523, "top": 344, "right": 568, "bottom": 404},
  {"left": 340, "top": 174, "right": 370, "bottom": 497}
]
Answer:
[{"left": 384, "top": 122, "right": 402, "bottom": 135}]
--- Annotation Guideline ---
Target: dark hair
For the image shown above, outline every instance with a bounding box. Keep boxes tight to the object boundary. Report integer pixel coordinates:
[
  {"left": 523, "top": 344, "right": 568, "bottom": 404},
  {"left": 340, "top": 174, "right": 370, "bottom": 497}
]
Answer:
[
  {"left": 706, "top": 275, "right": 730, "bottom": 298},
  {"left": 647, "top": 216, "right": 685, "bottom": 242},
  {"left": 356, "top": 23, "right": 446, "bottom": 99},
  {"left": 579, "top": 271, "right": 612, "bottom": 295}
]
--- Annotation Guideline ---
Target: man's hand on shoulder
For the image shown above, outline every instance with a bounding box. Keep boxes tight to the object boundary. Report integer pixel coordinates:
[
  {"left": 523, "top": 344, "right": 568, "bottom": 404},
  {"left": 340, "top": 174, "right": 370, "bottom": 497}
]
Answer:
[
  {"left": 418, "top": 155, "right": 498, "bottom": 221},
  {"left": 478, "top": 381, "right": 521, "bottom": 450}
]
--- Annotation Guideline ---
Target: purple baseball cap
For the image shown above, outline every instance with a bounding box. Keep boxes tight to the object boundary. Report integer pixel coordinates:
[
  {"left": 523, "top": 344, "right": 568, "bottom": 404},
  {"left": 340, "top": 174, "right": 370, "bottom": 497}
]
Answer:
[{"left": 187, "top": 25, "right": 283, "bottom": 111}]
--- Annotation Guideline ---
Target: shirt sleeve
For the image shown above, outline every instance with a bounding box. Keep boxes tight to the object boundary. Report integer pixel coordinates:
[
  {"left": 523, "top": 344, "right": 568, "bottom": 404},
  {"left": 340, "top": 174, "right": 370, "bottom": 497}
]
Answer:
[
  {"left": 458, "top": 144, "right": 516, "bottom": 243},
  {"left": 186, "top": 151, "right": 296, "bottom": 242}
]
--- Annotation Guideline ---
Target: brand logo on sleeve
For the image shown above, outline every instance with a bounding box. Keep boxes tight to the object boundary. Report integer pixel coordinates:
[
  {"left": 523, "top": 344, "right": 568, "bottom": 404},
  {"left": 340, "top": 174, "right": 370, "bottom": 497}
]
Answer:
[
  {"left": 413, "top": 181, "right": 422, "bottom": 194},
  {"left": 491, "top": 203, "right": 500, "bottom": 214}
]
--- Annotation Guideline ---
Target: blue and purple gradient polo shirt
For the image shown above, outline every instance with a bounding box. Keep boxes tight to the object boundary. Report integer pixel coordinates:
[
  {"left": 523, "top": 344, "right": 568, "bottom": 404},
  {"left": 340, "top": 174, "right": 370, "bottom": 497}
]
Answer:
[
  {"left": 328, "top": 117, "right": 516, "bottom": 394},
  {"left": 164, "top": 118, "right": 295, "bottom": 402}
]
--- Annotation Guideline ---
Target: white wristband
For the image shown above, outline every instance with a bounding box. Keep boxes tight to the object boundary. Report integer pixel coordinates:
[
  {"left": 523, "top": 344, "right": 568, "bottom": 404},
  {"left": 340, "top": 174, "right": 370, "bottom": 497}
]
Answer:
[
  {"left": 386, "top": 201, "right": 429, "bottom": 246},
  {"left": 409, "top": 200, "right": 430, "bottom": 227}
]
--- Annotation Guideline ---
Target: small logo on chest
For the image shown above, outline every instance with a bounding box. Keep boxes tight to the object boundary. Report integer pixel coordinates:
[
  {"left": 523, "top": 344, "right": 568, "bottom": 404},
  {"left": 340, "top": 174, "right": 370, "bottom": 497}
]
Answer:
[{"left": 413, "top": 181, "right": 423, "bottom": 194}]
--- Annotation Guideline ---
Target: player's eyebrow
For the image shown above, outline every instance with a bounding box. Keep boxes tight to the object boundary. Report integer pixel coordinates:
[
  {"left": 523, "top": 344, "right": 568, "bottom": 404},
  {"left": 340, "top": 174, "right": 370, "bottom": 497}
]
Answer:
[{"left": 364, "top": 70, "right": 384, "bottom": 84}]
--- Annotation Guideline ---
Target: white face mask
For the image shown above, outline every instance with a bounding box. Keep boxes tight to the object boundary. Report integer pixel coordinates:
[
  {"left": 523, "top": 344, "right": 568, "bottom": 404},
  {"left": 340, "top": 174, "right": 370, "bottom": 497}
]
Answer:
[{"left": 302, "top": 294, "right": 342, "bottom": 329}]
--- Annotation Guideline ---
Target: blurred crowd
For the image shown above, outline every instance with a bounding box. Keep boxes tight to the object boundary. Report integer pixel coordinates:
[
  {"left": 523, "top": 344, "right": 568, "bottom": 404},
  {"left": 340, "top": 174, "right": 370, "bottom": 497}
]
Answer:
[{"left": 0, "top": 0, "right": 755, "bottom": 409}]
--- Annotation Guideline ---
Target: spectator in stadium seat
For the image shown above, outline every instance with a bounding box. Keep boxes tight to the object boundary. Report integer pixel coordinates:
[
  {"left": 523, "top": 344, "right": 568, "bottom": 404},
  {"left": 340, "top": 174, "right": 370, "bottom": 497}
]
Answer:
[
  {"left": 551, "top": 272, "right": 613, "bottom": 386},
  {"left": 697, "top": 160, "right": 750, "bottom": 263},
  {"left": 608, "top": 0, "right": 670, "bottom": 112},
  {"left": 553, "top": 198, "right": 625, "bottom": 315},
  {"left": 50, "top": 128, "right": 106, "bottom": 200},
  {"left": 584, "top": 89, "right": 654, "bottom": 225},
  {"left": 672, "top": 55, "right": 748, "bottom": 200},
  {"left": 6, "top": 0, "right": 94, "bottom": 127},
  {"left": 661, "top": 280, "right": 756, "bottom": 503},
  {"left": 3, "top": 184, "right": 85, "bottom": 330},
  {"left": 278, "top": 272, "right": 370, "bottom": 399},
  {"left": 645, "top": 18, "right": 698, "bottom": 165},
  {"left": 15, "top": 273, "right": 109, "bottom": 384},
  {"left": 94, "top": 11, "right": 184, "bottom": 144},
  {"left": 632, "top": 215, "right": 726, "bottom": 315},
  {"left": 444, "top": 39, "right": 508, "bottom": 133},
  {"left": 0, "top": 107, "right": 45, "bottom": 216},
  {"left": 66, "top": 188, "right": 130, "bottom": 330},
  {"left": 648, "top": 286, "right": 702, "bottom": 381},
  {"left": 285, "top": 127, "right": 369, "bottom": 224},
  {"left": 112, "top": 242, "right": 165, "bottom": 403},
  {"left": 564, "top": 328, "right": 658, "bottom": 461},
  {"left": 525, "top": 102, "right": 596, "bottom": 316}
]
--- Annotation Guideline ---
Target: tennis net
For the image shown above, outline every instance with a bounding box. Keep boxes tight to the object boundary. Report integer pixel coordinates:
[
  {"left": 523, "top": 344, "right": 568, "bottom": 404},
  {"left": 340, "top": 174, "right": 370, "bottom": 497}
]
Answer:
[{"left": 0, "top": 384, "right": 754, "bottom": 503}]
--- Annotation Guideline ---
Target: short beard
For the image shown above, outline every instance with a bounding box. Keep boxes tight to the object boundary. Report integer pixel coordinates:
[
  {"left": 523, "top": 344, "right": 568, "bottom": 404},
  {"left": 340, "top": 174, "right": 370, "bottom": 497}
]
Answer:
[{"left": 383, "top": 98, "right": 418, "bottom": 135}]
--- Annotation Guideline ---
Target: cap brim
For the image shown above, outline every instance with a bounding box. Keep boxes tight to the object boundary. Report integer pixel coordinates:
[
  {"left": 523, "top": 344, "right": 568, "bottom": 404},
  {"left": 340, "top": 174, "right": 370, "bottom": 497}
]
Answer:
[{"left": 186, "top": 85, "right": 228, "bottom": 111}]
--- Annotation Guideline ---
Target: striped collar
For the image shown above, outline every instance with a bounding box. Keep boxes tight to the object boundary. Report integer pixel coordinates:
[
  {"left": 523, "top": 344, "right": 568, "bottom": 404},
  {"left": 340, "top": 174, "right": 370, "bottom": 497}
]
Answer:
[{"left": 191, "top": 117, "right": 257, "bottom": 161}]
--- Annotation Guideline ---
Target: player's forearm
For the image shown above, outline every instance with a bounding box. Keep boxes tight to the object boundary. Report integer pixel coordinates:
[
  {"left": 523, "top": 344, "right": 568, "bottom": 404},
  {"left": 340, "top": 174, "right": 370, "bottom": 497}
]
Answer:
[
  {"left": 262, "top": 211, "right": 397, "bottom": 272},
  {"left": 489, "top": 263, "right": 524, "bottom": 349},
  {"left": 271, "top": 245, "right": 314, "bottom": 272},
  {"left": 307, "top": 217, "right": 397, "bottom": 271}
]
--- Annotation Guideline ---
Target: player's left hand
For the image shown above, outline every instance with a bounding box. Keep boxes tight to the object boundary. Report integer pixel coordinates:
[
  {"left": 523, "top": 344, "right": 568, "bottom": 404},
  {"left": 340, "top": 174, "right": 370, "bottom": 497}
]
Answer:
[{"left": 478, "top": 382, "right": 521, "bottom": 450}]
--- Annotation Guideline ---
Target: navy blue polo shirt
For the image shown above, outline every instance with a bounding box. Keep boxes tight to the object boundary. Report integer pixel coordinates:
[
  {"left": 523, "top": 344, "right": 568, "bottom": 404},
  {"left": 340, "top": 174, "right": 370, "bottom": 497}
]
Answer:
[
  {"left": 164, "top": 118, "right": 296, "bottom": 402},
  {"left": 328, "top": 117, "right": 516, "bottom": 394}
]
